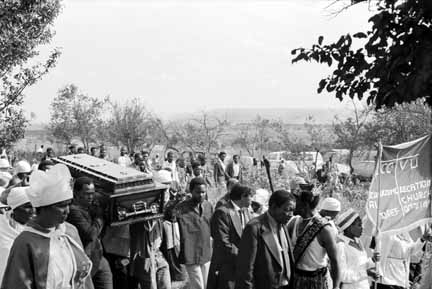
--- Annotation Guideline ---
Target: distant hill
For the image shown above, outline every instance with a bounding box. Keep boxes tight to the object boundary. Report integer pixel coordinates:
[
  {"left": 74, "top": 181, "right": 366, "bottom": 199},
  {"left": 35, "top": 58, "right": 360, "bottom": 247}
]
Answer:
[{"left": 167, "top": 107, "right": 348, "bottom": 124}]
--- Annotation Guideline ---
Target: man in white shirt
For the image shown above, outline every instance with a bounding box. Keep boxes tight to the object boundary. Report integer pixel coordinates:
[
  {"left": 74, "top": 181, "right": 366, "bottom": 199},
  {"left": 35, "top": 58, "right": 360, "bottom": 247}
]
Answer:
[
  {"left": 117, "top": 147, "right": 132, "bottom": 167},
  {"left": 374, "top": 231, "right": 431, "bottom": 289},
  {"left": 226, "top": 155, "right": 242, "bottom": 182},
  {"left": 163, "top": 151, "right": 179, "bottom": 183}
]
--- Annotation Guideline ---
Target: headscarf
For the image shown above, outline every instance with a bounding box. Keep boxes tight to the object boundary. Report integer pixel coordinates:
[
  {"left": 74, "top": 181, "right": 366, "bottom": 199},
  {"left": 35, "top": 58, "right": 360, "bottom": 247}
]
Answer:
[
  {"left": 335, "top": 208, "right": 360, "bottom": 232},
  {"left": 27, "top": 164, "right": 73, "bottom": 207},
  {"left": 7, "top": 187, "right": 31, "bottom": 210},
  {"left": 320, "top": 197, "right": 341, "bottom": 212}
]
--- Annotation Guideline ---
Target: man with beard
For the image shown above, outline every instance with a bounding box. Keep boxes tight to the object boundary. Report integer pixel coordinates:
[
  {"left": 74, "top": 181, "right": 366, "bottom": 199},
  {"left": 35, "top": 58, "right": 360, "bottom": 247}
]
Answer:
[
  {"left": 176, "top": 177, "right": 213, "bottom": 289},
  {"left": 1, "top": 164, "right": 93, "bottom": 289},
  {"left": 235, "top": 189, "right": 295, "bottom": 289},
  {"left": 67, "top": 177, "right": 113, "bottom": 289}
]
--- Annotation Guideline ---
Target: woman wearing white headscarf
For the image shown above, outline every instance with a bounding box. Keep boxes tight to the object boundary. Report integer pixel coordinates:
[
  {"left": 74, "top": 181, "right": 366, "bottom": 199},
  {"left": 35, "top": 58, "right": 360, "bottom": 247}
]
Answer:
[
  {"left": 335, "top": 208, "right": 380, "bottom": 289},
  {"left": 1, "top": 164, "right": 93, "bottom": 289},
  {"left": 0, "top": 187, "right": 34, "bottom": 284}
]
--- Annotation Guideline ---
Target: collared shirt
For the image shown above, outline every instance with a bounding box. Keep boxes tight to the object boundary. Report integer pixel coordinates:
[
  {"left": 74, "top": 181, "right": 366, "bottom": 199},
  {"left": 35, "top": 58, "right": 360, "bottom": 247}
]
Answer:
[
  {"left": 267, "top": 212, "right": 289, "bottom": 286},
  {"left": 231, "top": 200, "right": 244, "bottom": 228},
  {"left": 163, "top": 160, "right": 179, "bottom": 182},
  {"left": 233, "top": 163, "right": 240, "bottom": 177},
  {"left": 219, "top": 158, "right": 226, "bottom": 171}
]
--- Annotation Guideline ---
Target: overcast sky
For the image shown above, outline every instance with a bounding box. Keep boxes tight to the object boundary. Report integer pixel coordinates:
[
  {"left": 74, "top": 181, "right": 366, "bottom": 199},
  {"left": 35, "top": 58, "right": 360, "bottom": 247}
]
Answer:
[{"left": 25, "top": 0, "right": 373, "bottom": 122}]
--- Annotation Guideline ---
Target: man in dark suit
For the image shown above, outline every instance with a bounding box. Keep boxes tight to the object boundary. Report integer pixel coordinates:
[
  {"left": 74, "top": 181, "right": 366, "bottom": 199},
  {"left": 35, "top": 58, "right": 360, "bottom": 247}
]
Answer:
[
  {"left": 226, "top": 155, "right": 242, "bottom": 182},
  {"left": 67, "top": 177, "right": 113, "bottom": 289},
  {"left": 235, "top": 190, "right": 295, "bottom": 289},
  {"left": 208, "top": 184, "right": 254, "bottom": 289}
]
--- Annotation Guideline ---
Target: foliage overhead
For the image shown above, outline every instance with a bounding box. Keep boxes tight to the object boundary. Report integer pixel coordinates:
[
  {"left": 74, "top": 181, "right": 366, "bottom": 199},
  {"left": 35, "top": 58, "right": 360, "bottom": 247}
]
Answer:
[
  {"left": 292, "top": 0, "right": 432, "bottom": 108},
  {"left": 0, "top": 0, "right": 62, "bottom": 147},
  {"left": 0, "top": 106, "right": 28, "bottom": 149},
  {"left": 49, "top": 84, "right": 108, "bottom": 149}
]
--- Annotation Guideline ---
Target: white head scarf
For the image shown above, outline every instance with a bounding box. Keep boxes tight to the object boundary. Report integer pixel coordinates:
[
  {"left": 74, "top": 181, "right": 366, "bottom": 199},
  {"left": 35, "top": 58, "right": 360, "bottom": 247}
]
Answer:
[
  {"left": 15, "top": 160, "right": 31, "bottom": 174},
  {"left": 7, "top": 187, "right": 31, "bottom": 210},
  {"left": 154, "top": 169, "right": 172, "bottom": 184},
  {"left": 27, "top": 164, "right": 73, "bottom": 207},
  {"left": 320, "top": 197, "right": 341, "bottom": 212}
]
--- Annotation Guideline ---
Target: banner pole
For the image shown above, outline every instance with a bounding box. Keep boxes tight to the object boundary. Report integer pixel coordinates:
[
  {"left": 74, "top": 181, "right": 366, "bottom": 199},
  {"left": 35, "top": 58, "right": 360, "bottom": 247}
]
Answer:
[{"left": 374, "top": 140, "right": 383, "bottom": 288}]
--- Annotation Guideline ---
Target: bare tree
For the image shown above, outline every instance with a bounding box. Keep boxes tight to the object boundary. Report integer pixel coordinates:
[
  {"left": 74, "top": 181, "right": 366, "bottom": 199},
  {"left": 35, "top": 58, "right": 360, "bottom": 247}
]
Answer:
[
  {"left": 332, "top": 101, "right": 373, "bottom": 171},
  {"left": 232, "top": 116, "right": 274, "bottom": 157},
  {"left": 174, "top": 112, "right": 228, "bottom": 155},
  {"left": 104, "top": 97, "right": 157, "bottom": 153}
]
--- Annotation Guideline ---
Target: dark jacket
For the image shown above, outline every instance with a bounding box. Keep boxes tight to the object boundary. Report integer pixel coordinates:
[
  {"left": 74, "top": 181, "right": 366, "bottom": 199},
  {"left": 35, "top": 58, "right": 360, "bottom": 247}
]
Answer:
[
  {"left": 176, "top": 199, "right": 213, "bottom": 265},
  {"left": 214, "top": 160, "right": 229, "bottom": 184},
  {"left": 226, "top": 162, "right": 243, "bottom": 182},
  {"left": 67, "top": 204, "right": 104, "bottom": 276},
  {"left": 208, "top": 202, "right": 252, "bottom": 289},
  {"left": 235, "top": 213, "right": 294, "bottom": 289}
]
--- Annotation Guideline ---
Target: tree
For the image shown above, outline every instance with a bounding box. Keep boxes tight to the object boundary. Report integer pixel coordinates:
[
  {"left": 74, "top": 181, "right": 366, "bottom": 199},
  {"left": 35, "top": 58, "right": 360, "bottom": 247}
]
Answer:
[
  {"left": 174, "top": 112, "right": 228, "bottom": 155},
  {"left": 332, "top": 101, "right": 373, "bottom": 171},
  {"left": 0, "top": 106, "right": 27, "bottom": 149},
  {"left": 0, "top": 0, "right": 62, "bottom": 147},
  {"left": 304, "top": 116, "right": 333, "bottom": 152},
  {"left": 272, "top": 120, "right": 308, "bottom": 153},
  {"left": 292, "top": 0, "right": 432, "bottom": 108},
  {"left": 105, "top": 98, "right": 158, "bottom": 153},
  {"left": 362, "top": 98, "right": 432, "bottom": 146},
  {"left": 232, "top": 116, "right": 274, "bottom": 157},
  {"left": 49, "top": 84, "right": 108, "bottom": 149}
]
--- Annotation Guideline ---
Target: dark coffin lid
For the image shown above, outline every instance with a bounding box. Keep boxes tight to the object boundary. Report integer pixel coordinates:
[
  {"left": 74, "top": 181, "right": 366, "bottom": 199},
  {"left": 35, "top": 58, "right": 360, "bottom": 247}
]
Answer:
[{"left": 54, "top": 154, "right": 151, "bottom": 185}]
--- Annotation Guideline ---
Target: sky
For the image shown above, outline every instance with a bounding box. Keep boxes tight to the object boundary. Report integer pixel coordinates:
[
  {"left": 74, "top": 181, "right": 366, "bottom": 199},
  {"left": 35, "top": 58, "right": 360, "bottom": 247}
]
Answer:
[{"left": 24, "top": 0, "right": 374, "bottom": 122}]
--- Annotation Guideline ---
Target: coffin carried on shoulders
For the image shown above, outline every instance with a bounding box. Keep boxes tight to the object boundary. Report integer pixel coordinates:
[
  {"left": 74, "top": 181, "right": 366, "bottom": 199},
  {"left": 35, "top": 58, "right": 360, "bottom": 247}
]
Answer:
[{"left": 54, "top": 154, "right": 167, "bottom": 226}]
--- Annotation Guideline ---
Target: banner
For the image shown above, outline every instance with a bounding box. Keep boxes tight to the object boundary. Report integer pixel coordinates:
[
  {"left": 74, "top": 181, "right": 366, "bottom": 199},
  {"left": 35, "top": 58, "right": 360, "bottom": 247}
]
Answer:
[{"left": 366, "top": 134, "right": 432, "bottom": 234}]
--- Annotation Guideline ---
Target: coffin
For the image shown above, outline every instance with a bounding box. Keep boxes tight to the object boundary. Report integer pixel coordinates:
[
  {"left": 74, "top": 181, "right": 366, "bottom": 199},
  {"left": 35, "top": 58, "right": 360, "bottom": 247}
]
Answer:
[{"left": 54, "top": 154, "right": 167, "bottom": 226}]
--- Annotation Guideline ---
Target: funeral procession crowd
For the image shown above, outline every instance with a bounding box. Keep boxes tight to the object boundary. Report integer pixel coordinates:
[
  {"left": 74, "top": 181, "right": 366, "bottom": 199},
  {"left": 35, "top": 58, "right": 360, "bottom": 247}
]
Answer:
[{"left": 0, "top": 145, "right": 431, "bottom": 289}]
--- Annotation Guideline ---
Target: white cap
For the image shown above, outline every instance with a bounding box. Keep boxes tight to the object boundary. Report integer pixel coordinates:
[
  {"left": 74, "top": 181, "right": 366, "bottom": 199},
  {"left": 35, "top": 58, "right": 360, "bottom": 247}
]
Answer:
[
  {"left": 0, "top": 158, "right": 10, "bottom": 169},
  {"left": 27, "top": 164, "right": 73, "bottom": 207},
  {"left": 36, "top": 148, "right": 44, "bottom": 154},
  {"left": 320, "top": 197, "right": 341, "bottom": 212},
  {"left": 15, "top": 160, "right": 31, "bottom": 174},
  {"left": 154, "top": 169, "right": 172, "bottom": 184},
  {"left": 7, "top": 187, "right": 31, "bottom": 210}
]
